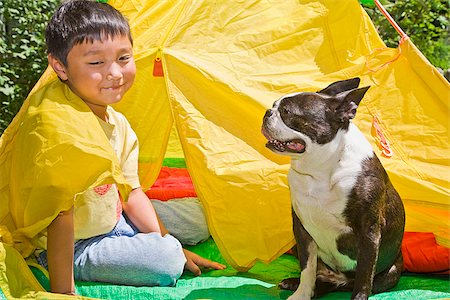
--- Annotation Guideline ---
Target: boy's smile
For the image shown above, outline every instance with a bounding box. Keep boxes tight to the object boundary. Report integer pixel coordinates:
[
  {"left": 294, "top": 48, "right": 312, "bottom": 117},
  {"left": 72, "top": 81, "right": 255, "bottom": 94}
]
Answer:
[{"left": 50, "top": 35, "right": 136, "bottom": 121}]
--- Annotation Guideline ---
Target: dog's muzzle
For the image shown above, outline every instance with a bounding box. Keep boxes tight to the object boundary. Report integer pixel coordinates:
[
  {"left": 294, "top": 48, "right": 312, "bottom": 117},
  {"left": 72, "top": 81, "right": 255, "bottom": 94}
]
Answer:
[{"left": 262, "top": 109, "right": 306, "bottom": 154}]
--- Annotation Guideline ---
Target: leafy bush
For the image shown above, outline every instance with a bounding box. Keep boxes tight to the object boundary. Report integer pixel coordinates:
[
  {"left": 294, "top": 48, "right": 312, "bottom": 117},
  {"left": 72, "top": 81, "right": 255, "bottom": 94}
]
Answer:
[{"left": 0, "top": 0, "right": 59, "bottom": 133}]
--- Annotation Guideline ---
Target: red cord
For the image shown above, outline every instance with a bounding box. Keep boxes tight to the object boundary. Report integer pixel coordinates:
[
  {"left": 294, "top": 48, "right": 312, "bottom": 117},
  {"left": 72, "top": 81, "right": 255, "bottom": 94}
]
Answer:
[{"left": 374, "top": 0, "right": 408, "bottom": 39}]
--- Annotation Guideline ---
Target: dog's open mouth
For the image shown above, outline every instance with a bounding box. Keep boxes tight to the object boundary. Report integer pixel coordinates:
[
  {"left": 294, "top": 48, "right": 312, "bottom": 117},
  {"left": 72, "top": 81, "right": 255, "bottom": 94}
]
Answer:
[{"left": 266, "top": 139, "right": 306, "bottom": 153}]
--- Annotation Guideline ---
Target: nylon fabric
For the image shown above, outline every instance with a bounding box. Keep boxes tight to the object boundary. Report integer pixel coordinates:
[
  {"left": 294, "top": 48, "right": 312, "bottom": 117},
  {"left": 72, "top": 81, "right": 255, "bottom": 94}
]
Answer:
[
  {"left": 114, "top": 0, "right": 449, "bottom": 268},
  {"left": 30, "top": 0, "right": 449, "bottom": 269}
]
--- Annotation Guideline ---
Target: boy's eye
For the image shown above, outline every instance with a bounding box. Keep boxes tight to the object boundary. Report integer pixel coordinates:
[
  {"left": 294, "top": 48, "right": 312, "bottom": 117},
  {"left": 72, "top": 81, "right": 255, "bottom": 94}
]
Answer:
[
  {"left": 119, "top": 55, "right": 132, "bottom": 61},
  {"left": 88, "top": 61, "right": 103, "bottom": 65}
]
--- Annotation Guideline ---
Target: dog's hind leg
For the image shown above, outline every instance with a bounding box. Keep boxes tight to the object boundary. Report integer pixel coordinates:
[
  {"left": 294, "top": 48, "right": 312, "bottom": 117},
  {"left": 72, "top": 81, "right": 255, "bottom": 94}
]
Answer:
[
  {"left": 372, "top": 251, "right": 403, "bottom": 294},
  {"left": 312, "top": 251, "right": 403, "bottom": 298}
]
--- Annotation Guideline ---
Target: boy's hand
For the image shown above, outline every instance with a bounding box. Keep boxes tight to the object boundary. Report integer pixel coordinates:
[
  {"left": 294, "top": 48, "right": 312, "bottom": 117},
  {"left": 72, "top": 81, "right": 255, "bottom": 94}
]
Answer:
[{"left": 182, "top": 249, "right": 226, "bottom": 276}]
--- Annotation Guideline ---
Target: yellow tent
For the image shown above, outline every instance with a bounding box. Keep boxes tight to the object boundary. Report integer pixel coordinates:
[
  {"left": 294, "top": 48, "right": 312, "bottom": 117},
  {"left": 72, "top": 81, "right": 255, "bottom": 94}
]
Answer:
[
  {"left": 28, "top": 0, "right": 450, "bottom": 270},
  {"left": 1, "top": 0, "right": 448, "bottom": 296},
  {"left": 113, "top": 0, "right": 450, "bottom": 270}
]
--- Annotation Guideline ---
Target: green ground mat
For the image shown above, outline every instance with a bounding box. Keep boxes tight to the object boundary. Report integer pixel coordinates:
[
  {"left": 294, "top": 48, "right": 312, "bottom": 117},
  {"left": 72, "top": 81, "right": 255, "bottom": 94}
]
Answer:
[{"left": 28, "top": 238, "right": 450, "bottom": 299}]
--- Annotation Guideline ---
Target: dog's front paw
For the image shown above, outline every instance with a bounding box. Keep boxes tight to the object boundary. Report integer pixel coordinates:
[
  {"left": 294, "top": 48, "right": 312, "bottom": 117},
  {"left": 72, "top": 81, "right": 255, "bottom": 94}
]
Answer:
[
  {"left": 279, "top": 277, "right": 300, "bottom": 291},
  {"left": 287, "top": 288, "right": 313, "bottom": 300}
]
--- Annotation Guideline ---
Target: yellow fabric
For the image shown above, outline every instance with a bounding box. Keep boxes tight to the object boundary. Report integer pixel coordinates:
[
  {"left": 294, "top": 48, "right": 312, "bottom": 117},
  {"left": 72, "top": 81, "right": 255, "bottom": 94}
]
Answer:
[
  {"left": 165, "top": 123, "right": 184, "bottom": 159},
  {"left": 34, "top": 0, "right": 450, "bottom": 269},
  {"left": 0, "top": 79, "right": 132, "bottom": 256},
  {"left": 1, "top": 5, "right": 448, "bottom": 297}
]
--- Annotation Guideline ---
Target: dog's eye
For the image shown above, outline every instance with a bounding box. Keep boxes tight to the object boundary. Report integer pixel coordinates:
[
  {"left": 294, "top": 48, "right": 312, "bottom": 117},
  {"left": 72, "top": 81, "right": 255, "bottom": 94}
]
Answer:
[{"left": 279, "top": 107, "right": 289, "bottom": 115}]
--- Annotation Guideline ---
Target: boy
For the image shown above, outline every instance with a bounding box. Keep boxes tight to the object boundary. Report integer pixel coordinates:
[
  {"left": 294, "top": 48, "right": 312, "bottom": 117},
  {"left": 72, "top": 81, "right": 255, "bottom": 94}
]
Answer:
[{"left": 1, "top": 0, "right": 224, "bottom": 296}]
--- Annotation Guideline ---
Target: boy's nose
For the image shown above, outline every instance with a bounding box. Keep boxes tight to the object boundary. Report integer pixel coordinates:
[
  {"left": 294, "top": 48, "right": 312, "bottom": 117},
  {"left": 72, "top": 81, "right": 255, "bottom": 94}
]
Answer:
[{"left": 107, "top": 63, "right": 123, "bottom": 80}]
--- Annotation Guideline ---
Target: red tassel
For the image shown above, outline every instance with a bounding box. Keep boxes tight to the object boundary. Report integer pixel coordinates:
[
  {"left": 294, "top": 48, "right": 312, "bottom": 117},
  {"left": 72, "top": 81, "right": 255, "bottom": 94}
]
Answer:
[
  {"left": 153, "top": 57, "right": 164, "bottom": 77},
  {"left": 371, "top": 116, "right": 393, "bottom": 158}
]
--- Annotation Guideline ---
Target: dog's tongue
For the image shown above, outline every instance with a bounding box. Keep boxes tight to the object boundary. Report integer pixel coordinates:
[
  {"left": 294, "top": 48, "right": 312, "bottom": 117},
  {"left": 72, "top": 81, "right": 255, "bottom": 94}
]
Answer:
[
  {"left": 286, "top": 140, "right": 305, "bottom": 152},
  {"left": 266, "top": 138, "right": 305, "bottom": 153}
]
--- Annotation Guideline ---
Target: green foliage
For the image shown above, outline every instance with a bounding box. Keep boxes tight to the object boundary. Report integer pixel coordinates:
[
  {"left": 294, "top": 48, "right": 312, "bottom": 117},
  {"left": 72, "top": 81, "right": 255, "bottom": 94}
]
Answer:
[
  {"left": 360, "top": 0, "right": 375, "bottom": 6},
  {"left": 0, "top": 0, "right": 59, "bottom": 133},
  {"left": 362, "top": 0, "right": 450, "bottom": 69}
]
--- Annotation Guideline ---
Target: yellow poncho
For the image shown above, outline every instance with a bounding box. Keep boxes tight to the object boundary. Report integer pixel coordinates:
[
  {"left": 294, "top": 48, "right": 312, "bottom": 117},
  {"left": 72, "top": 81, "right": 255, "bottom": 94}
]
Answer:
[{"left": 0, "top": 79, "right": 131, "bottom": 258}]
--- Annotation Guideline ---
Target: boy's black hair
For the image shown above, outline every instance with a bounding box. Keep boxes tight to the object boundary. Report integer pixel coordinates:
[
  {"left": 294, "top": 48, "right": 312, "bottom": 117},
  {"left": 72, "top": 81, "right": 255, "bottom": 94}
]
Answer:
[{"left": 45, "top": 0, "right": 133, "bottom": 66}]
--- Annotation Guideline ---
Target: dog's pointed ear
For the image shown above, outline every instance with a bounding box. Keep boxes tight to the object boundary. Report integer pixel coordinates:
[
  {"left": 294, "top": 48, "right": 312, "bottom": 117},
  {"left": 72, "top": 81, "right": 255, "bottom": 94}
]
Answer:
[
  {"left": 319, "top": 78, "right": 361, "bottom": 96},
  {"left": 335, "top": 86, "right": 370, "bottom": 121}
]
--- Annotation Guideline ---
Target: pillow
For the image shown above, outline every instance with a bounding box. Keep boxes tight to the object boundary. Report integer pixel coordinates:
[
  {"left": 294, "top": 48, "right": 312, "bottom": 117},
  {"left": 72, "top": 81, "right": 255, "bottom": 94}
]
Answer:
[
  {"left": 151, "top": 197, "right": 210, "bottom": 246},
  {"left": 145, "top": 167, "right": 197, "bottom": 200},
  {"left": 402, "top": 232, "right": 450, "bottom": 274}
]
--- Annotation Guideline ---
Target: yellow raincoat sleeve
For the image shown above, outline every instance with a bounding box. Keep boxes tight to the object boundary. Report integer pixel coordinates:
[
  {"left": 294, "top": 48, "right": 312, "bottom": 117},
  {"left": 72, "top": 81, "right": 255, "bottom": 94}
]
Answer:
[{"left": 0, "top": 79, "right": 131, "bottom": 258}]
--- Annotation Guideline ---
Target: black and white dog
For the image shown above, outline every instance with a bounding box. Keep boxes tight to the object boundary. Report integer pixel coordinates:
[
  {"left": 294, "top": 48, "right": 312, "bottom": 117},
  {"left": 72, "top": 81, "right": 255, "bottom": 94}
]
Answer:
[{"left": 261, "top": 78, "right": 405, "bottom": 300}]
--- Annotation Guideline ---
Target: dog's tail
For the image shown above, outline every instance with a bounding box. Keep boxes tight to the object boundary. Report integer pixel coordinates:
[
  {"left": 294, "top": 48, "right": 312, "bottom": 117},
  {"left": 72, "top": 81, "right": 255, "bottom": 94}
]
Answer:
[{"left": 314, "top": 265, "right": 353, "bottom": 297}]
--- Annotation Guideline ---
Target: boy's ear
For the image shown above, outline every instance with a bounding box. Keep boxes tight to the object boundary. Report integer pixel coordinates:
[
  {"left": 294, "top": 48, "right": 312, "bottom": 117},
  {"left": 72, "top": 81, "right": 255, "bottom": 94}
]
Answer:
[{"left": 48, "top": 54, "right": 68, "bottom": 81}]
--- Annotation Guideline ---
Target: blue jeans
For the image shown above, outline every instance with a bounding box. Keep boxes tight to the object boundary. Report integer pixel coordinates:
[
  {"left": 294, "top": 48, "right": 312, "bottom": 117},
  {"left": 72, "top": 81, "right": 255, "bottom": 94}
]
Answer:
[{"left": 38, "top": 214, "right": 186, "bottom": 287}]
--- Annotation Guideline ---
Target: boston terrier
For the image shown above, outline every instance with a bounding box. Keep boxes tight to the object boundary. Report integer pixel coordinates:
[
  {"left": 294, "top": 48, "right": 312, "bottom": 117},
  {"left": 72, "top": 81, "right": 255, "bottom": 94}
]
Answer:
[{"left": 261, "top": 78, "right": 405, "bottom": 300}]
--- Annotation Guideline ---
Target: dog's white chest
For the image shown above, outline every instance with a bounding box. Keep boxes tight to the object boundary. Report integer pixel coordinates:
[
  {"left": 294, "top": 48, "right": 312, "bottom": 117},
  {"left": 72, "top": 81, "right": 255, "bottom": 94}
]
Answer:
[
  {"left": 289, "top": 125, "right": 373, "bottom": 271},
  {"left": 289, "top": 171, "right": 357, "bottom": 271}
]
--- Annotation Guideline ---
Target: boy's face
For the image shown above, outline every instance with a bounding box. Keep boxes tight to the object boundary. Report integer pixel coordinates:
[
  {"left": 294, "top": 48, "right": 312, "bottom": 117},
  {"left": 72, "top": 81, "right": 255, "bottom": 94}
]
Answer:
[{"left": 49, "top": 35, "right": 136, "bottom": 120}]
